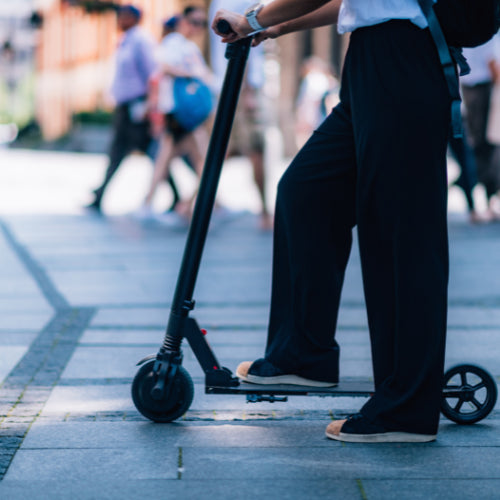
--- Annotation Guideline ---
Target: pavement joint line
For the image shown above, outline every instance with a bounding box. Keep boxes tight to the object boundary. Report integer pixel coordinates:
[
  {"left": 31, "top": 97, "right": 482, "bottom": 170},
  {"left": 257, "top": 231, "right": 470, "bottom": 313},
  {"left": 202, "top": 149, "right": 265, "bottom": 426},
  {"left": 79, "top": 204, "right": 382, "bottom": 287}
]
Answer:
[
  {"left": 32, "top": 409, "right": 364, "bottom": 422},
  {"left": 87, "top": 324, "right": 268, "bottom": 331},
  {"left": 0, "top": 219, "right": 69, "bottom": 310},
  {"left": 356, "top": 478, "right": 368, "bottom": 500},
  {"left": 0, "top": 308, "right": 96, "bottom": 479},
  {"left": 0, "top": 219, "right": 100, "bottom": 480}
]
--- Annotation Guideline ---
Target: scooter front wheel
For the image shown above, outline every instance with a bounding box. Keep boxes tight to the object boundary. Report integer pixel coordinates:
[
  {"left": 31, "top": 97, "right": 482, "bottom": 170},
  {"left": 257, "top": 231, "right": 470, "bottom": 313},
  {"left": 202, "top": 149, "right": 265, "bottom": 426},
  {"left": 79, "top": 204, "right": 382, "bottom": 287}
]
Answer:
[
  {"left": 441, "top": 364, "right": 497, "bottom": 425},
  {"left": 132, "top": 360, "right": 194, "bottom": 423}
]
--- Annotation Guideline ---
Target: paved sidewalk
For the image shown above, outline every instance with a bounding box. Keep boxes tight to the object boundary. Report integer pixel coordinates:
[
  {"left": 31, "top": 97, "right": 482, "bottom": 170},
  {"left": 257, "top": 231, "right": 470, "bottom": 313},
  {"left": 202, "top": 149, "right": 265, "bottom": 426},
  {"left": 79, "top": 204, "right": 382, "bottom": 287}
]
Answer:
[{"left": 0, "top": 149, "right": 499, "bottom": 499}]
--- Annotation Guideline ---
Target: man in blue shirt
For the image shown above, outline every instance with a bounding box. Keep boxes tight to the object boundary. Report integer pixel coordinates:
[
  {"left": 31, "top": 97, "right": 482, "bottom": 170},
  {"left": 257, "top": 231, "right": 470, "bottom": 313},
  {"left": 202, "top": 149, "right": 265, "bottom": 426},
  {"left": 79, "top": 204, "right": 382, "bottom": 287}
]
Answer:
[
  {"left": 87, "top": 5, "right": 177, "bottom": 213},
  {"left": 213, "top": 0, "right": 450, "bottom": 443}
]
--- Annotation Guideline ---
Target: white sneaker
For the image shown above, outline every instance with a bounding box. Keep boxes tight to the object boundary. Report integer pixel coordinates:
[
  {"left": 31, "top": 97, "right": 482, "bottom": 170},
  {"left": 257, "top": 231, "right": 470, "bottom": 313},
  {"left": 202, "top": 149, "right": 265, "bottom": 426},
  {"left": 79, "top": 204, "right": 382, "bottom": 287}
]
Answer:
[
  {"left": 132, "top": 205, "right": 154, "bottom": 221},
  {"left": 154, "top": 211, "right": 189, "bottom": 228}
]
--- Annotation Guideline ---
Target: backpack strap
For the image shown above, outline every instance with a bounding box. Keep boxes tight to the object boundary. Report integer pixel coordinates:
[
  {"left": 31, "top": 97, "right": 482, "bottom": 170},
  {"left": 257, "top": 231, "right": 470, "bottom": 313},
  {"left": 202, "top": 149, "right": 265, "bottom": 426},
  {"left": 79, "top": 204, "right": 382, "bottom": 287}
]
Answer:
[{"left": 418, "top": 0, "right": 464, "bottom": 138}]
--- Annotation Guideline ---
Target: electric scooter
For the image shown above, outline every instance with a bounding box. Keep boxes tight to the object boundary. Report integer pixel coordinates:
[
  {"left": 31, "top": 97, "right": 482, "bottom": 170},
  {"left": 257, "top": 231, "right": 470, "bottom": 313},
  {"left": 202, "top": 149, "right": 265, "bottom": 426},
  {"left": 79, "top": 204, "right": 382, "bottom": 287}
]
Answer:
[{"left": 131, "top": 22, "right": 498, "bottom": 426}]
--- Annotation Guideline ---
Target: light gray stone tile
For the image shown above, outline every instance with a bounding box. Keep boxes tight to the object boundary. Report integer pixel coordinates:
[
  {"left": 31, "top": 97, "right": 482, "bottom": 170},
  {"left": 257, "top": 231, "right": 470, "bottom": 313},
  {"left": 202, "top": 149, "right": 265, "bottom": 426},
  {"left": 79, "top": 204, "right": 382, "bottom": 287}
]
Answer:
[
  {"left": 40, "top": 385, "right": 135, "bottom": 416},
  {"left": 180, "top": 446, "right": 500, "bottom": 480},
  {"left": 363, "top": 479, "right": 500, "bottom": 500},
  {"left": 4, "top": 448, "right": 178, "bottom": 481},
  {"left": 0, "top": 346, "right": 28, "bottom": 381},
  {"left": 0, "top": 479, "right": 360, "bottom": 500}
]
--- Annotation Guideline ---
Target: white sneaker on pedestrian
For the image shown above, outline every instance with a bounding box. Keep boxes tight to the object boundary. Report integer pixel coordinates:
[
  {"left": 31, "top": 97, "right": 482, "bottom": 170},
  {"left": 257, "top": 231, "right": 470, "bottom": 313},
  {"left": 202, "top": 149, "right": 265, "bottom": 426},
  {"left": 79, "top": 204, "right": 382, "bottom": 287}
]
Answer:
[
  {"left": 132, "top": 205, "right": 155, "bottom": 221},
  {"left": 154, "top": 211, "right": 189, "bottom": 228}
]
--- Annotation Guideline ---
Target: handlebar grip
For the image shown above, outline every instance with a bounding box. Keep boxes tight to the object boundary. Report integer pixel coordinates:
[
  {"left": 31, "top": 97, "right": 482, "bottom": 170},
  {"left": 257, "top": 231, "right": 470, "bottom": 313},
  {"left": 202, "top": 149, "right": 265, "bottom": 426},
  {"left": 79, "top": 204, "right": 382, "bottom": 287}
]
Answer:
[{"left": 216, "top": 19, "right": 233, "bottom": 35}]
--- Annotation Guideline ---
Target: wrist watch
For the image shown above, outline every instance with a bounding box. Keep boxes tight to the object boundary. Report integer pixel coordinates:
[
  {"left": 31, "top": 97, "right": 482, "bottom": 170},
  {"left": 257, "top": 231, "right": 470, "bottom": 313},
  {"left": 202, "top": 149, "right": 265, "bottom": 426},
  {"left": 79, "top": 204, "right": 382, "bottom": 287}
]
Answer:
[{"left": 245, "top": 3, "right": 265, "bottom": 32}]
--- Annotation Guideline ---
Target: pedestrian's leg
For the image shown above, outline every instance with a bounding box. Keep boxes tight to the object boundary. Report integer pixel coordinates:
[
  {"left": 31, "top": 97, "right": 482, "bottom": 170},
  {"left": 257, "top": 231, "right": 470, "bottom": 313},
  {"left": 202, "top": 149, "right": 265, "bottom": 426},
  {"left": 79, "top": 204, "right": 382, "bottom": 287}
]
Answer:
[
  {"left": 144, "top": 132, "right": 175, "bottom": 206},
  {"left": 448, "top": 136, "right": 477, "bottom": 214},
  {"left": 249, "top": 148, "right": 272, "bottom": 230},
  {"left": 92, "top": 106, "right": 131, "bottom": 208},
  {"left": 262, "top": 102, "right": 357, "bottom": 384},
  {"left": 462, "top": 84, "right": 492, "bottom": 149},
  {"left": 146, "top": 138, "right": 181, "bottom": 212},
  {"left": 176, "top": 129, "right": 207, "bottom": 177}
]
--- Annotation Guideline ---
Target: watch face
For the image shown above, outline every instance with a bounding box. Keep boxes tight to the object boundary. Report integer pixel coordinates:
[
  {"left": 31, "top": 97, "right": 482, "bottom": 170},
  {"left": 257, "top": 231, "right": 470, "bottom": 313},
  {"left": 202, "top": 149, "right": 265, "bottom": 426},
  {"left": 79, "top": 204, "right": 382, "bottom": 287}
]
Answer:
[{"left": 245, "top": 3, "right": 261, "bottom": 15}]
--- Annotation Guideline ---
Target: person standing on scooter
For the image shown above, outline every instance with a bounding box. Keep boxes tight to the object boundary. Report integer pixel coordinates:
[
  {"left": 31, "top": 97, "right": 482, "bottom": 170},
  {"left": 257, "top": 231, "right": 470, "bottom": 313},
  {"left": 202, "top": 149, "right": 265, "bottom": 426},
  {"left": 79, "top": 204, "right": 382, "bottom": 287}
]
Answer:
[{"left": 212, "top": 0, "right": 450, "bottom": 443}]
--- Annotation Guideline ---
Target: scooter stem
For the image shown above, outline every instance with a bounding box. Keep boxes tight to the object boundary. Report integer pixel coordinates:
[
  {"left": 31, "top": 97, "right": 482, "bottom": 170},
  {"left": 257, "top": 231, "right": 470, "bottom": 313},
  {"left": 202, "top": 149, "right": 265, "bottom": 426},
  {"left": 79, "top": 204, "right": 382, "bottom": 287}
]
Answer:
[{"left": 161, "top": 36, "right": 253, "bottom": 353}]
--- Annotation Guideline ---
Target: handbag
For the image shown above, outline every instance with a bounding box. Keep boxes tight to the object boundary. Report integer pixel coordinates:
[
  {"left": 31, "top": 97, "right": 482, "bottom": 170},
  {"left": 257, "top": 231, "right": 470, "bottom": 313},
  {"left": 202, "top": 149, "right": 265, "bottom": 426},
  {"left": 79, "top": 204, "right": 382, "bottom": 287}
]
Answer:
[{"left": 173, "top": 77, "right": 213, "bottom": 132}]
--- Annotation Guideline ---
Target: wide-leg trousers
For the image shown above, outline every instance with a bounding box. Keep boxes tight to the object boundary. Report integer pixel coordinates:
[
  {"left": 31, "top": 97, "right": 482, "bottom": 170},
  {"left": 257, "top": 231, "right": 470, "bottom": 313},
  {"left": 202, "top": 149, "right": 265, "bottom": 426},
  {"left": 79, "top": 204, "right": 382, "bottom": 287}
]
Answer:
[{"left": 265, "top": 21, "right": 451, "bottom": 434}]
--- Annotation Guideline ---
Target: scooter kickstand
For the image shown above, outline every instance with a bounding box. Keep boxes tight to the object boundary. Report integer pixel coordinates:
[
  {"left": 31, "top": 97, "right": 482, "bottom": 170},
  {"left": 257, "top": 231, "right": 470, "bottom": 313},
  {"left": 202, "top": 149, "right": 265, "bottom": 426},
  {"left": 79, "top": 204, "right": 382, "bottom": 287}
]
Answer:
[{"left": 246, "top": 394, "right": 288, "bottom": 403}]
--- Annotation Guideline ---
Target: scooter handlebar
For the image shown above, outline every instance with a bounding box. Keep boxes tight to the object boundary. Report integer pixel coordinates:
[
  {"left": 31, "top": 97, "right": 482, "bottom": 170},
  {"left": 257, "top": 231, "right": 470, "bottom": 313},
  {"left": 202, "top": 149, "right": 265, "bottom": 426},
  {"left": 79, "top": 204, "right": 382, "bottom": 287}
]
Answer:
[{"left": 216, "top": 19, "right": 233, "bottom": 35}]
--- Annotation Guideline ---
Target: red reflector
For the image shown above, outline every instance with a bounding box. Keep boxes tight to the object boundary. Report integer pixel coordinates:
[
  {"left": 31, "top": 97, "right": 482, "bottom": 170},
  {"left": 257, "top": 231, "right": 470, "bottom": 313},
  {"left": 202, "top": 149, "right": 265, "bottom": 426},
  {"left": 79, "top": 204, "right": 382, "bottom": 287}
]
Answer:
[
  {"left": 201, "top": 329, "right": 207, "bottom": 335},
  {"left": 213, "top": 365, "right": 218, "bottom": 370}
]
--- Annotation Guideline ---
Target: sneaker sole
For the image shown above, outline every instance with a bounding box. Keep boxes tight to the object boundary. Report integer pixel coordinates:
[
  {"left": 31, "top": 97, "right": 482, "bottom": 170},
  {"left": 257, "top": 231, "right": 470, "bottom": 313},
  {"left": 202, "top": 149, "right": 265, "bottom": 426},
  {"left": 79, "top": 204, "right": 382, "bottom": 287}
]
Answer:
[
  {"left": 237, "top": 370, "right": 338, "bottom": 388},
  {"left": 325, "top": 430, "right": 437, "bottom": 443}
]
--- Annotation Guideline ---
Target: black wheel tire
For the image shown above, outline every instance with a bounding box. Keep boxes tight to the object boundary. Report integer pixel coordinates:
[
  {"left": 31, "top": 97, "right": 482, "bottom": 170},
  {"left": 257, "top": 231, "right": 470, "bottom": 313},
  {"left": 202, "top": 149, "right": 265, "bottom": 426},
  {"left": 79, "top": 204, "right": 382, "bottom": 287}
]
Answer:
[
  {"left": 441, "top": 364, "right": 497, "bottom": 425},
  {"left": 131, "top": 360, "right": 194, "bottom": 423}
]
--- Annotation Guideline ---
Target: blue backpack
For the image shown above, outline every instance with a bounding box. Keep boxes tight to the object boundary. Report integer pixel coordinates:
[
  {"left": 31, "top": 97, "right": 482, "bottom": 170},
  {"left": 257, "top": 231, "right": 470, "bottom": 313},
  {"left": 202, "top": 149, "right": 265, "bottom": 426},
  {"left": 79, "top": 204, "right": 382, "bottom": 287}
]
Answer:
[{"left": 173, "top": 78, "right": 213, "bottom": 132}]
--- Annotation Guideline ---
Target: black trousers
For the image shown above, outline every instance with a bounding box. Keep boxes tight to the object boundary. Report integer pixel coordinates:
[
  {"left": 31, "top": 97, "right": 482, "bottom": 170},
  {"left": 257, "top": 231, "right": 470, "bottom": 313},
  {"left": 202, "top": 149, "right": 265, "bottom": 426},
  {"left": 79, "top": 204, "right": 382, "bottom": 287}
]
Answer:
[
  {"left": 94, "top": 103, "right": 152, "bottom": 202},
  {"left": 94, "top": 103, "right": 182, "bottom": 207},
  {"left": 266, "top": 21, "right": 450, "bottom": 435}
]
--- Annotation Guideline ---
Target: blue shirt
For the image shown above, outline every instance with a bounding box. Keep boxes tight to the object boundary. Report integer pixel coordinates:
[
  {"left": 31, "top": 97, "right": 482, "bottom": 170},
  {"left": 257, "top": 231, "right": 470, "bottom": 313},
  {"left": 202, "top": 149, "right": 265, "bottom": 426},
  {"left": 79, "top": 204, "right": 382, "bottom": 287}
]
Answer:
[
  {"left": 338, "top": 0, "right": 434, "bottom": 34},
  {"left": 111, "top": 26, "right": 156, "bottom": 104}
]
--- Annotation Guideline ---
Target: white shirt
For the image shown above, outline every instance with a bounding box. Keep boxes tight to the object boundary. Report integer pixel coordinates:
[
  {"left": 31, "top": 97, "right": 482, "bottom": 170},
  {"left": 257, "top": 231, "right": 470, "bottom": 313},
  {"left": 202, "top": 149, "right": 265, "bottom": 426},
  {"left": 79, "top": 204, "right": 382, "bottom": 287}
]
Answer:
[
  {"left": 156, "top": 32, "right": 212, "bottom": 113},
  {"left": 461, "top": 38, "right": 498, "bottom": 87},
  {"left": 338, "top": 0, "right": 433, "bottom": 34}
]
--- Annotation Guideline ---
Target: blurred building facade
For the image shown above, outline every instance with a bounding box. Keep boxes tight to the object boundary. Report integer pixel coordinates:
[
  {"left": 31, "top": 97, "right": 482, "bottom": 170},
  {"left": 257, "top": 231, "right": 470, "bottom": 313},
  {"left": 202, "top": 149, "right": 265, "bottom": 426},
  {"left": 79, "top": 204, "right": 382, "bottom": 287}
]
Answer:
[
  {"left": 34, "top": 0, "right": 190, "bottom": 140},
  {"left": 5, "top": 0, "right": 345, "bottom": 147},
  {"left": 0, "top": 1, "right": 39, "bottom": 130}
]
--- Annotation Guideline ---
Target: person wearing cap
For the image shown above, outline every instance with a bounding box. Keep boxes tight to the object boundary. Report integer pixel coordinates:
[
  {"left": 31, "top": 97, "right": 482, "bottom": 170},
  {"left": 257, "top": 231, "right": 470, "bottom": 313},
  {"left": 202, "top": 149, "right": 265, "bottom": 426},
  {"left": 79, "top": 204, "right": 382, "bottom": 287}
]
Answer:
[
  {"left": 212, "top": 0, "right": 451, "bottom": 443},
  {"left": 86, "top": 5, "right": 158, "bottom": 213}
]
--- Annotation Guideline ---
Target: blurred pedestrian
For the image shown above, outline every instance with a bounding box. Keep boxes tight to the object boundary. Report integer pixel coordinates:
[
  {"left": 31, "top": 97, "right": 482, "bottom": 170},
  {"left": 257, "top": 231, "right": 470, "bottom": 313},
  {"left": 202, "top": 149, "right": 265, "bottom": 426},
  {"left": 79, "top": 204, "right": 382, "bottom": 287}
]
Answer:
[
  {"left": 448, "top": 134, "right": 483, "bottom": 223},
  {"left": 86, "top": 5, "right": 156, "bottom": 213},
  {"left": 136, "top": 6, "right": 214, "bottom": 222},
  {"left": 295, "top": 56, "right": 339, "bottom": 148},
  {"left": 461, "top": 39, "right": 500, "bottom": 219},
  {"left": 147, "top": 14, "right": 197, "bottom": 216},
  {"left": 209, "top": 0, "right": 273, "bottom": 230},
  {"left": 213, "top": 0, "right": 451, "bottom": 443}
]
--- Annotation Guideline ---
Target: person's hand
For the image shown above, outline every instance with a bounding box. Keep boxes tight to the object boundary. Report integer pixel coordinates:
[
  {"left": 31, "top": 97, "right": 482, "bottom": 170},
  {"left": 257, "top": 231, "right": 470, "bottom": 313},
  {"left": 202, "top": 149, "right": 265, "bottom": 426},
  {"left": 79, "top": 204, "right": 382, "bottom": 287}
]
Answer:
[
  {"left": 211, "top": 9, "right": 252, "bottom": 43},
  {"left": 252, "top": 25, "right": 281, "bottom": 46}
]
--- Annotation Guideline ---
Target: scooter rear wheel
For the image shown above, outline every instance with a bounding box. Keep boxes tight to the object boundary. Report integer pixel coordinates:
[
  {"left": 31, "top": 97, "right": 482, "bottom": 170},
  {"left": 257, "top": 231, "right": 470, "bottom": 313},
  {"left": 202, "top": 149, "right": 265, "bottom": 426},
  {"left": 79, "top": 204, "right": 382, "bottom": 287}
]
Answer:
[
  {"left": 441, "top": 364, "right": 497, "bottom": 424},
  {"left": 132, "top": 360, "right": 194, "bottom": 423}
]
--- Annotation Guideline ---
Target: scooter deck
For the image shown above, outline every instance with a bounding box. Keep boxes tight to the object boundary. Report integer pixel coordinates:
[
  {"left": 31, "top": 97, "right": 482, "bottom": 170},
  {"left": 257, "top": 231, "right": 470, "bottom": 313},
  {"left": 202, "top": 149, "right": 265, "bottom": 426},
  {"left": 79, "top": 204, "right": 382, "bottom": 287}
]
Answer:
[{"left": 206, "top": 380, "right": 374, "bottom": 398}]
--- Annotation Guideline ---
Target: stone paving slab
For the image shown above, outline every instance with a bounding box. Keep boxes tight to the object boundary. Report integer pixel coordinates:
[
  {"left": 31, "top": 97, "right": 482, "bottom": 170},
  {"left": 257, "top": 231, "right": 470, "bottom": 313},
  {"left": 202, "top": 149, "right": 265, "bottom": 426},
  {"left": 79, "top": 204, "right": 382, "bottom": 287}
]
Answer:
[
  {"left": 363, "top": 480, "right": 500, "bottom": 500},
  {"left": 0, "top": 311, "right": 53, "bottom": 331},
  {"left": 90, "top": 305, "right": 371, "bottom": 329},
  {"left": 38, "top": 382, "right": 369, "bottom": 416},
  {"left": 175, "top": 446, "right": 500, "bottom": 480},
  {"left": 0, "top": 479, "right": 361, "bottom": 500},
  {"left": 18, "top": 420, "right": 500, "bottom": 450},
  {"left": 0, "top": 347, "right": 29, "bottom": 382},
  {"left": 4, "top": 448, "right": 179, "bottom": 481},
  {"left": 1, "top": 180, "right": 500, "bottom": 498},
  {"left": 5, "top": 419, "right": 500, "bottom": 485}
]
